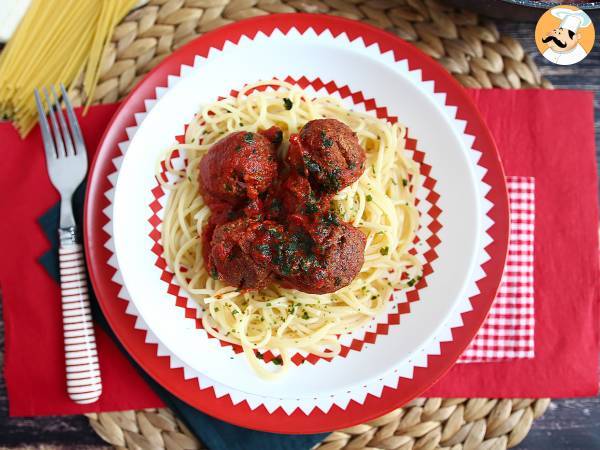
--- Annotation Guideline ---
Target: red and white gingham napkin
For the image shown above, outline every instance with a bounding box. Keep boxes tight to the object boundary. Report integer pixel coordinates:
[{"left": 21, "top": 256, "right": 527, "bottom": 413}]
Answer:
[{"left": 459, "top": 176, "right": 535, "bottom": 362}]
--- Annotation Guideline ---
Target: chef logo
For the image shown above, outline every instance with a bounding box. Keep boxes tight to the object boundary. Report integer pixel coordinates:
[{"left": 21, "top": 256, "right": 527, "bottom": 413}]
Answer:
[{"left": 535, "top": 5, "right": 595, "bottom": 66}]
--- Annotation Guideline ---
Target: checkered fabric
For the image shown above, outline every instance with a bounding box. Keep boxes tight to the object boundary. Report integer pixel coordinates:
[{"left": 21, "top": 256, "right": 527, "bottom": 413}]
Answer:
[{"left": 459, "top": 176, "right": 535, "bottom": 362}]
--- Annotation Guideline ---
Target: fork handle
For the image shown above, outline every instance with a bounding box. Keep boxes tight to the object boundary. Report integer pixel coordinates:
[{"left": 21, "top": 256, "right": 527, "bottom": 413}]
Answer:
[{"left": 59, "top": 241, "right": 102, "bottom": 404}]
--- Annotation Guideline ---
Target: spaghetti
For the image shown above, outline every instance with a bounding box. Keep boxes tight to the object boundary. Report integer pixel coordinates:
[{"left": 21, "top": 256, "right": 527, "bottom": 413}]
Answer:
[
  {"left": 158, "top": 80, "right": 422, "bottom": 378},
  {"left": 0, "top": 0, "right": 137, "bottom": 136}
]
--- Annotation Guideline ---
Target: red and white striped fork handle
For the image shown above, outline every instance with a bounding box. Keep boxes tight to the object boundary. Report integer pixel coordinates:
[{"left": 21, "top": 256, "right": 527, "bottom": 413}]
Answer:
[{"left": 59, "top": 243, "right": 102, "bottom": 404}]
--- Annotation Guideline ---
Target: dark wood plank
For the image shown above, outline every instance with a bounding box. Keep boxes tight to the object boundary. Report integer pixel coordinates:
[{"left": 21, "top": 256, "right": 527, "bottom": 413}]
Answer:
[{"left": 519, "top": 398, "right": 600, "bottom": 450}]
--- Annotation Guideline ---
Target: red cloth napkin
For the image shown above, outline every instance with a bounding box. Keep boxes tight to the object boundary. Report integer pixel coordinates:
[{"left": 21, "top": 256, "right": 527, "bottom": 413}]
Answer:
[
  {"left": 0, "top": 104, "right": 162, "bottom": 415},
  {"left": 426, "top": 89, "right": 599, "bottom": 398},
  {"left": 1, "top": 90, "right": 598, "bottom": 417}
]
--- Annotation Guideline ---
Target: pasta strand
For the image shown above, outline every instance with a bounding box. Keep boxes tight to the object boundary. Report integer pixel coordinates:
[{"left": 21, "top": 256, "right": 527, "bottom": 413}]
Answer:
[
  {"left": 159, "top": 80, "right": 423, "bottom": 378},
  {"left": 0, "top": 0, "right": 138, "bottom": 136}
]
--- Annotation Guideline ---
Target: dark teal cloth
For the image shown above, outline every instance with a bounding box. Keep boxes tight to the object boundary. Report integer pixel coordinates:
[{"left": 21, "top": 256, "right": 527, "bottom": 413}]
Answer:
[{"left": 38, "top": 190, "right": 328, "bottom": 450}]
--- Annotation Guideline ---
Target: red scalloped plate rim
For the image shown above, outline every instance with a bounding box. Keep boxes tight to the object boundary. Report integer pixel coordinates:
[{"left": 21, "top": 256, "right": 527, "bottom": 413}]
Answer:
[{"left": 84, "top": 13, "right": 509, "bottom": 434}]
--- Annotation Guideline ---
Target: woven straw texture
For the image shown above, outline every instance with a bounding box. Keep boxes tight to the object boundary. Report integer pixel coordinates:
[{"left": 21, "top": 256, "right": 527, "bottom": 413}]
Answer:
[
  {"left": 87, "top": 398, "right": 551, "bottom": 450},
  {"left": 79, "top": 0, "right": 551, "bottom": 448}
]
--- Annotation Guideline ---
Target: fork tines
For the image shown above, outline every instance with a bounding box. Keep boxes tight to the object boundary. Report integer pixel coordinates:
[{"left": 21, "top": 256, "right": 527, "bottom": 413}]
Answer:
[{"left": 34, "top": 85, "right": 86, "bottom": 162}]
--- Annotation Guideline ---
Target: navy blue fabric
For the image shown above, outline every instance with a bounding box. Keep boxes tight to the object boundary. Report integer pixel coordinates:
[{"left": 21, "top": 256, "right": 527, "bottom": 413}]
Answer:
[{"left": 38, "top": 195, "right": 328, "bottom": 450}]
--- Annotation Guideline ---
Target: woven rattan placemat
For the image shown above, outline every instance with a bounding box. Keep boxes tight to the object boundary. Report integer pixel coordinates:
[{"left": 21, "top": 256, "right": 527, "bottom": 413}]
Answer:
[{"left": 79, "top": 1, "right": 551, "bottom": 449}]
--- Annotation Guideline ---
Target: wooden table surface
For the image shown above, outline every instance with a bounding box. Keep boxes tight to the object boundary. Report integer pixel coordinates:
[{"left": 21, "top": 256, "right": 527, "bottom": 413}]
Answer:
[{"left": 0, "top": 16, "right": 599, "bottom": 450}]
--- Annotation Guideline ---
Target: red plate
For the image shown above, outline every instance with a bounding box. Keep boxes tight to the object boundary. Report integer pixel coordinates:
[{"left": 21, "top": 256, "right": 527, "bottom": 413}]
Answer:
[{"left": 85, "top": 14, "right": 509, "bottom": 433}]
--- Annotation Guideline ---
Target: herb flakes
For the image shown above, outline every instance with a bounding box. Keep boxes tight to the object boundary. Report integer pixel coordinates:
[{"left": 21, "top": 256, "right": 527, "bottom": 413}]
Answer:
[{"left": 320, "top": 130, "right": 333, "bottom": 148}]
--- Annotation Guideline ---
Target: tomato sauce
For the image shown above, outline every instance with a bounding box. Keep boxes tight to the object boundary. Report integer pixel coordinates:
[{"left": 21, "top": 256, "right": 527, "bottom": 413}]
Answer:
[{"left": 199, "top": 119, "right": 368, "bottom": 293}]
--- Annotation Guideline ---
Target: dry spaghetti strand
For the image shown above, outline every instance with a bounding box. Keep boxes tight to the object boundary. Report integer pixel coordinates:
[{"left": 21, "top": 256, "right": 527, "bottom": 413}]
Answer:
[{"left": 0, "top": 0, "right": 137, "bottom": 136}]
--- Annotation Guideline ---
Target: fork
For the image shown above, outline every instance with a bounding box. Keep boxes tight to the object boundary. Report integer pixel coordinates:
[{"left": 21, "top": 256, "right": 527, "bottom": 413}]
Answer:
[{"left": 34, "top": 85, "right": 102, "bottom": 404}]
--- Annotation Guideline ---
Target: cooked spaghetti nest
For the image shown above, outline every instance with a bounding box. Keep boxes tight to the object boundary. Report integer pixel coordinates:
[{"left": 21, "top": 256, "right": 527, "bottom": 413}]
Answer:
[{"left": 158, "top": 80, "right": 422, "bottom": 379}]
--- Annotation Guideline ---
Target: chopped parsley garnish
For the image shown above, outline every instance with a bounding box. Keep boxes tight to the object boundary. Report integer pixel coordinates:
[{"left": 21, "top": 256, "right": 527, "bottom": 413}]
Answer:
[
  {"left": 407, "top": 275, "right": 422, "bottom": 287},
  {"left": 408, "top": 276, "right": 421, "bottom": 287},
  {"left": 234, "top": 145, "right": 241, "bottom": 152},
  {"left": 267, "top": 228, "right": 283, "bottom": 240},
  {"left": 371, "top": 166, "right": 376, "bottom": 176},
  {"left": 320, "top": 131, "right": 333, "bottom": 148},
  {"left": 302, "top": 311, "right": 309, "bottom": 320},
  {"left": 299, "top": 253, "right": 319, "bottom": 273},
  {"left": 366, "top": 194, "right": 373, "bottom": 202},
  {"left": 273, "top": 130, "right": 283, "bottom": 145},
  {"left": 334, "top": 276, "right": 341, "bottom": 286},
  {"left": 224, "top": 183, "right": 233, "bottom": 192},
  {"left": 303, "top": 156, "right": 321, "bottom": 174},
  {"left": 402, "top": 178, "right": 408, "bottom": 187},
  {"left": 321, "top": 211, "right": 340, "bottom": 226},
  {"left": 279, "top": 260, "right": 292, "bottom": 276},
  {"left": 272, "top": 356, "right": 283, "bottom": 365},
  {"left": 266, "top": 302, "right": 272, "bottom": 307},
  {"left": 255, "top": 244, "right": 271, "bottom": 256},
  {"left": 271, "top": 229, "right": 314, "bottom": 277},
  {"left": 243, "top": 132, "right": 254, "bottom": 143},
  {"left": 256, "top": 353, "right": 264, "bottom": 360},
  {"left": 348, "top": 161, "right": 356, "bottom": 169},
  {"left": 210, "top": 267, "right": 219, "bottom": 279},
  {"left": 283, "top": 239, "right": 299, "bottom": 252},
  {"left": 232, "top": 310, "right": 238, "bottom": 315},
  {"left": 305, "top": 202, "right": 319, "bottom": 214},
  {"left": 380, "top": 246, "right": 389, "bottom": 256},
  {"left": 283, "top": 98, "right": 293, "bottom": 110},
  {"left": 324, "top": 168, "right": 341, "bottom": 191}
]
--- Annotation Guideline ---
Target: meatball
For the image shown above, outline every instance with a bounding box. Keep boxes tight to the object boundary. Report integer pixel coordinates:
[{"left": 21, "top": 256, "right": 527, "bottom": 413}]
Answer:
[
  {"left": 199, "top": 128, "right": 281, "bottom": 208},
  {"left": 277, "top": 172, "right": 331, "bottom": 218},
  {"left": 276, "top": 218, "right": 367, "bottom": 294},
  {"left": 208, "top": 218, "right": 269, "bottom": 289},
  {"left": 287, "top": 119, "right": 366, "bottom": 194},
  {"left": 199, "top": 124, "right": 368, "bottom": 294},
  {"left": 208, "top": 218, "right": 285, "bottom": 290}
]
